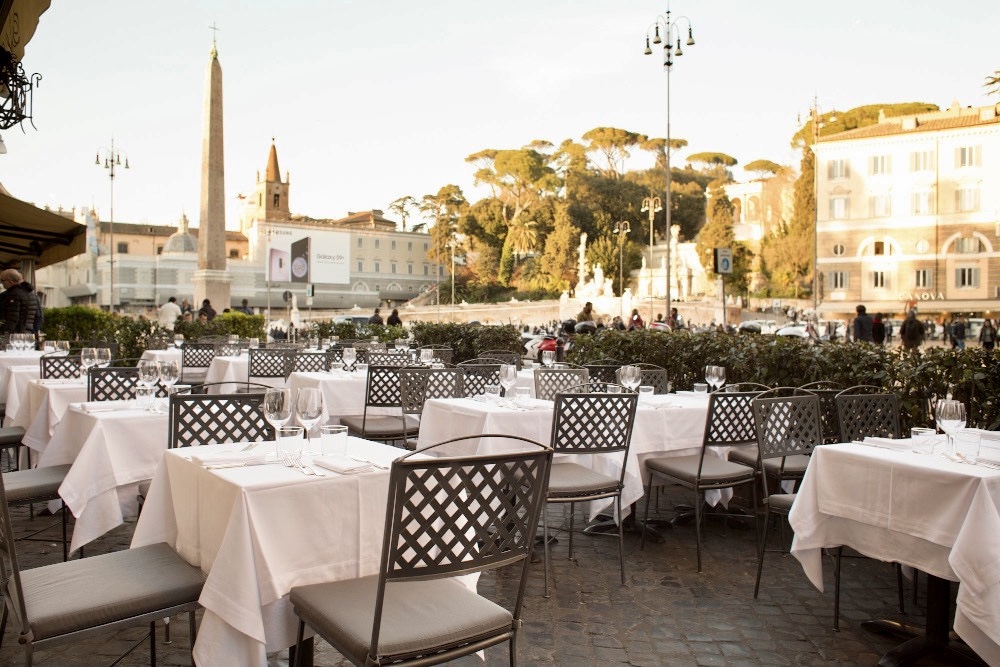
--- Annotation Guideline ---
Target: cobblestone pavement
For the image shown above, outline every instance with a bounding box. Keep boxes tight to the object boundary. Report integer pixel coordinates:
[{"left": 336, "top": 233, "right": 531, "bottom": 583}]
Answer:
[{"left": 1, "top": 496, "right": 963, "bottom": 666}]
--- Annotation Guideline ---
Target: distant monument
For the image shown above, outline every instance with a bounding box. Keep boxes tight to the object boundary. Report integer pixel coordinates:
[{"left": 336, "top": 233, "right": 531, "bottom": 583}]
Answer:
[{"left": 192, "top": 30, "right": 232, "bottom": 310}]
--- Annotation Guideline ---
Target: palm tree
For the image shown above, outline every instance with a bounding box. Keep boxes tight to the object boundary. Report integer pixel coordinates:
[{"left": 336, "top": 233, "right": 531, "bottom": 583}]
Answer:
[
  {"left": 506, "top": 218, "right": 538, "bottom": 263},
  {"left": 987, "top": 70, "right": 1000, "bottom": 97}
]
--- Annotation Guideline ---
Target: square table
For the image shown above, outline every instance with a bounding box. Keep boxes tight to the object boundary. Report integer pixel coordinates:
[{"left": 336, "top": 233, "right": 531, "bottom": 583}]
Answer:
[
  {"left": 2, "top": 364, "right": 40, "bottom": 427},
  {"left": 789, "top": 440, "right": 1000, "bottom": 666},
  {"left": 132, "top": 438, "right": 402, "bottom": 666},
  {"left": 37, "top": 401, "right": 169, "bottom": 552},
  {"left": 0, "top": 350, "right": 44, "bottom": 403},
  {"left": 12, "top": 378, "right": 88, "bottom": 456},
  {"left": 140, "top": 347, "right": 183, "bottom": 366}
]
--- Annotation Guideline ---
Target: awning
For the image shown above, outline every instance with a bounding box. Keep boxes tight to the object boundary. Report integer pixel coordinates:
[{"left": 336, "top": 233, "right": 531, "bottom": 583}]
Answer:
[
  {"left": 0, "top": 191, "right": 87, "bottom": 268},
  {"left": 0, "top": 0, "right": 51, "bottom": 62}
]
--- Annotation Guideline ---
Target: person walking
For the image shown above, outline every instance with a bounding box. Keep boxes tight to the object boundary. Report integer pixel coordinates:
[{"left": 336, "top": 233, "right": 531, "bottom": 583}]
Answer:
[
  {"left": 979, "top": 319, "right": 996, "bottom": 350},
  {"left": 0, "top": 269, "right": 39, "bottom": 335},
  {"left": 900, "top": 310, "right": 924, "bottom": 351},
  {"left": 386, "top": 308, "right": 403, "bottom": 326},
  {"left": 853, "top": 305, "right": 874, "bottom": 342},
  {"left": 871, "top": 313, "right": 886, "bottom": 345},
  {"left": 157, "top": 296, "right": 182, "bottom": 329},
  {"left": 952, "top": 318, "right": 966, "bottom": 349},
  {"left": 368, "top": 307, "right": 384, "bottom": 325}
]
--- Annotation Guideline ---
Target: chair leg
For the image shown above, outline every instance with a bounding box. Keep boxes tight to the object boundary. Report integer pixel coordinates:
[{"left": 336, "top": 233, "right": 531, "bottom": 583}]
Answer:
[
  {"left": 896, "top": 563, "right": 905, "bottom": 614},
  {"left": 639, "top": 484, "right": 651, "bottom": 551},
  {"left": 509, "top": 634, "right": 517, "bottom": 667},
  {"left": 567, "top": 502, "right": 575, "bottom": 561},
  {"left": 149, "top": 620, "right": 157, "bottom": 667},
  {"left": 61, "top": 503, "right": 68, "bottom": 562},
  {"left": 163, "top": 616, "right": 171, "bottom": 644},
  {"left": 617, "top": 495, "right": 625, "bottom": 586},
  {"left": 0, "top": 601, "right": 8, "bottom": 649},
  {"left": 189, "top": 611, "right": 198, "bottom": 667},
  {"left": 293, "top": 620, "right": 306, "bottom": 667},
  {"left": 693, "top": 490, "right": 703, "bottom": 573},
  {"left": 542, "top": 506, "right": 551, "bottom": 598},
  {"left": 754, "top": 505, "right": 771, "bottom": 599},
  {"left": 833, "top": 546, "right": 843, "bottom": 631}
]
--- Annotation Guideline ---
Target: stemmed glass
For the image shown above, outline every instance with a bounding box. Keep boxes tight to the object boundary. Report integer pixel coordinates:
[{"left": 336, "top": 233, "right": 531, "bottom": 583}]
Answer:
[
  {"left": 54, "top": 340, "right": 70, "bottom": 356},
  {"left": 296, "top": 387, "right": 324, "bottom": 454},
  {"left": 620, "top": 365, "right": 641, "bottom": 392},
  {"left": 499, "top": 364, "right": 517, "bottom": 406},
  {"left": 158, "top": 360, "right": 180, "bottom": 397},
  {"left": 704, "top": 366, "right": 725, "bottom": 392},
  {"left": 96, "top": 348, "right": 112, "bottom": 368},
  {"left": 935, "top": 399, "right": 967, "bottom": 455},
  {"left": 341, "top": 347, "right": 357, "bottom": 372},
  {"left": 542, "top": 350, "right": 555, "bottom": 368},
  {"left": 263, "top": 388, "right": 292, "bottom": 450},
  {"left": 136, "top": 360, "right": 160, "bottom": 410},
  {"left": 80, "top": 347, "right": 98, "bottom": 380}
]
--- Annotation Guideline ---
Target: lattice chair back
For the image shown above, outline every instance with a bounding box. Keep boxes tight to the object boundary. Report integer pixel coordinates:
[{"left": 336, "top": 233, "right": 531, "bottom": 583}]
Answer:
[
  {"left": 550, "top": 391, "right": 638, "bottom": 460},
  {"left": 752, "top": 389, "right": 823, "bottom": 468},
  {"left": 456, "top": 362, "right": 501, "bottom": 398},
  {"left": 87, "top": 367, "right": 167, "bottom": 401},
  {"left": 181, "top": 342, "right": 217, "bottom": 372},
  {"left": 216, "top": 342, "right": 242, "bottom": 357},
  {"left": 326, "top": 347, "right": 346, "bottom": 366},
  {"left": 625, "top": 363, "right": 670, "bottom": 394},
  {"left": 807, "top": 388, "right": 843, "bottom": 444},
  {"left": 168, "top": 392, "right": 274, "bottom": 448},
  {"left": 292, "top": 351, "right": 330, "bottom": 374},
  {"left": 364, "top": 365, "right": 404, "bottom": 410},
  {"left": 835, "top": 385, "right": 901, "bottom": 443},
  {"left": 479, "top": 349, "right": 519, "bottom": 370},
  {"left": 417, "top": 344, "right": 454, "bottom": 366},
  {"left": 582, "top": 361, "right": 621, "bottom": 385},
  {"left": 399, "top": 368, "right": 465, "bottom": 417},
  {"left": 248, "top": 347, "right": 294, "bottom": 381},
  {"left": 534, "top": 367, "right": 589, "bottom": 401},
  {"left": 367, "top": 351, "right": 411, "bottom": 367},
  {"left": 704, "top": 389, "right": 764, "bottom": 449},
  {"left": 40, "top": 354, "right": 81, "bottom": 380}
]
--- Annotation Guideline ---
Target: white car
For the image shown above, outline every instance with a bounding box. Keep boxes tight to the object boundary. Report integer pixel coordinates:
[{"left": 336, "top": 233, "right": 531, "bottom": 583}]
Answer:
[{"left": 522, "top": 334, "right": 545, "bottom": 360}]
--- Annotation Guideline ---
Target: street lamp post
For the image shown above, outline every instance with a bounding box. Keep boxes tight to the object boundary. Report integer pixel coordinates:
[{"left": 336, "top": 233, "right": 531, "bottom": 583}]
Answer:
[
  {"left": 612, "top": 221, "right": 631, "bottom": 308},
  {"left": 94, "top": 138, "right": 129, "bottom": 312},
  {"left": 640, "top": 197, "right": 661, "bottom": 324},
  {"left": 644, "top": 6, "right": 695, "bottom": 325},
  {"left": 446, "top": 240, "right": 456, "bottom": 321}
]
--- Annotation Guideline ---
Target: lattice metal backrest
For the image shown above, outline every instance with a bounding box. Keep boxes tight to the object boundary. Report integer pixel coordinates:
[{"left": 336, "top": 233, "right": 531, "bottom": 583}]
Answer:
[
  {"left": 628, "top": 365, "right": 670, "bottom": 394},
  {"left": 550, "top": 391, "right": 637, "bottom": 454},
  {"left": 249, "top": 348, "right": 293, "bottom": 379},
  {"left": 380, "top": 437, "right": 551, "bottom": 582},
  {"left": 811, "top": 389, "right": 843, "bottom": 444},
  {"left": 583, "top": 363, "right": 621, "bottom": 384},
  {"left": 292, "top": 351, "right": 330, "bottom": 373},
  {"left": 458, "top": 363, "right": 501, "bottom": 397},
  {"left": 479, "top": 349, "right": 519, "bottom": 370},
  {"left": 534, "top": 367, "right": 589, "bottom": 401},
  {"left": 365, "top": 365, "right": 403, "bottom": 408},
  {"left": 168, "top": 392, "right": 274, "bottom": 448},
  {"left": 752, "top": 393, "right": 823, "bottom": 461},
  {"left": 367, "top": 351, "right": 411, "bottom": 367},
  {"left": 704, "top": 390, "right": 763, "bottom": 448},
  {"left": 836, "top": 391, "right": 901, "bottom": 442},
  {"left": 217, "top": 342, "right": 242, "bottom": 357},
  {"left": 182, "top": 342, "right": 217, "bottom": 369},
  {"left": 40, "top": 354, "right": 81, "bottom": 379},
  {"left": 399, "top": 368, "right": 465, "bottom": 415},
  {"left": 88, "top": 367, "right": 139, "bottom": 401},
  {"left": 326, "top": 347, "right": 345, "bottom": 365}
]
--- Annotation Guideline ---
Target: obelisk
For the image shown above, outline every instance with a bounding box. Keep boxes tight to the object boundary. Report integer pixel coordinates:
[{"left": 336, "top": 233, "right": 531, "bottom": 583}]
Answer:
[{"left": 192, "top": 34, "right": 232, "bottom": 311}]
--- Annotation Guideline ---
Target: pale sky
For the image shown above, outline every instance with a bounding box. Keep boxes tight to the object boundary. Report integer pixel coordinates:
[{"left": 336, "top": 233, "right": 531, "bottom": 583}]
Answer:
[{"left": 2, "top": 1, "right": 997, "bottom": 232}]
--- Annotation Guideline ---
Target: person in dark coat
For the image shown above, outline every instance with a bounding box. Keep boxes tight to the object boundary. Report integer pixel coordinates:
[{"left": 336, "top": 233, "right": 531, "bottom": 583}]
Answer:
[
  {"left": 853, "top": 305, "right": 874, "bottom": 342},
  {"left": 871, "top": 313, "right": 886, "bottom": 345},
  {"left": 386, "top": 308, "right": 403, "bottom": 326},
  {"left": 1, "top": 269, "right": 40, "bottom": 334},
  {"left": 368, "top": 308, "right": 384, "bottom": 325},
  {"left": 198, "top": 299, "right": 217, "bottom": 322}
]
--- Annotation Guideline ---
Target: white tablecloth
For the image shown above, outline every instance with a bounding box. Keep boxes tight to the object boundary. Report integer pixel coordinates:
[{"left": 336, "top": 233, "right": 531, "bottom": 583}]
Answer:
[
  {"left": 132, "top": 438, "right": 402, "bottom": 666},
  {"left": 417, "top": 393, "right": 710, "bottom": 519},
  {"left": 204, "top": 355, "right": 291, "bottom": 394},
  {"left": 141, "top": 348, "right": 183, "bottom": 365},
  {"left": 12, "top": 379, "right": 88, "bottom": 454},
  {"left": 789, "top": 441, "right": 1000, "bottom": 666},
  {"left": 38, "top": 402, "right": 168, "bottom": 551},
  {"left": 2, "top": 365, "right": 40, "bottom": 426},
  {"left": 286, "top": 371, "right": 398, "bottom": 425},
  {"left": 0, "top": 351, "right": 43, "bottom": 403}
]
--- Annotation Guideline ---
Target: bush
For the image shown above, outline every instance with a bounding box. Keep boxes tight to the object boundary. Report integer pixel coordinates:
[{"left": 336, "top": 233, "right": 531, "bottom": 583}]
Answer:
[{"left": 408, "top": 322, "right": 522, "bottom": 364}]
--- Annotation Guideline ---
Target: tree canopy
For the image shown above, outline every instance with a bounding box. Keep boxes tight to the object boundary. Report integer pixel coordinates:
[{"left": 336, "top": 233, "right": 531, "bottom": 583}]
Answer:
[
  {"left": 744, "top": 159, "right": 785, "bottom": 179},
  {"left": 790, "top": 102, "right": 939, "bottom": 148}
]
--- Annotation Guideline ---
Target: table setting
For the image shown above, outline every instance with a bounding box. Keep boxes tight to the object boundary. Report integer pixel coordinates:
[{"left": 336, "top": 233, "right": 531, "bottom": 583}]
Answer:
[{"left": 12, "top": 376, "right": 88, "bottom": 454}]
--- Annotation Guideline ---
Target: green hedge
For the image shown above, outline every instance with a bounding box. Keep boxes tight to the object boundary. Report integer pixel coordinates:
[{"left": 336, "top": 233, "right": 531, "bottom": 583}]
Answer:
[
  {"left": 409, "top": 322, "right": 522, "bottom": 364},
  {"left": 569, "top": 329, "right": 1000, "bottom": 431}
]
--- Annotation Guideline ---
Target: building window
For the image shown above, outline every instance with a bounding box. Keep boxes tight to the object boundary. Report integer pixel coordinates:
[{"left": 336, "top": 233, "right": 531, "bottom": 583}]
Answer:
[
  {"left": 156, "top": 245, "right": 164, "bottom": 255},
  {"left": 956, "top": 267, "right": 980, "bottom": 288},
  {"left": 407, "top": 242, "right": 413, "bottom": 251},
  {"left": 391, "top": 263, "right": 397, "bottom": 274},
  {"left": 915, "top": 269, "right": 931, "bottom": 288},
  {"left": 391, "top": 240, "right": 396, "bottom": 250},
  {"left": 911, "top": 190, "right": 935, "bottom": 215},
  {"left": 830, "top": 271, "right": 848, "bottom": 289},
  {"left": 832, "top": 244, "right": 845, "bottom": 256},
  {"left": 117, "top": 242, "right": 129, "bottom": 254},
  {"left": 827, "top": 159, "right": 849, "bottom": 179},
  {"left": 915, "top": 239, "right": 931, "bottom": 253},
  {"left": 228, "top": 249, "right": 239, "bottom": 259},
  {"left": 407, "top": 264, "right": 413, "bottom": 274},
  {"left": 357, "top": 260, "right": 363, "bottom": 272},
  {"left": 956, "top": 145, "right": 981, "bottom": 168},
  {"left": 869, "top": 194, "right": 892, "bottom": 218},
  {"left": 374, "top": 239, "right": 380, "bottom": 249},
  {"left": 424, "top": 265, "right": 429, "bottom": 276},
  {"left": 909, "top": 150, "right": 934, "bottom": 172},
  {"left": 955, "top": 236, "right": 983, "bottom": 254},
  {"left": 423, "top": 243, "right": 429, "bottom": 251},
  {"left": 829, "top": 196, "right": 850, "bottom": 220},
  {"left": 872, "top": 271, "right": 885, "bottom": 288},
  {"left": 873, "top": 241, "right": 885, "bottom": 256},
  {"left": 357, "top": 237, "right": 363, "bottom": 248},
  {"left": 955, "top": 186, "right": 980, "bottom": 212},
  {"left": 374, "top": 262, "right": 380, "bottom": 272},
  {"left": 870, "top": 155, "right": 891, "bottom": 175}
]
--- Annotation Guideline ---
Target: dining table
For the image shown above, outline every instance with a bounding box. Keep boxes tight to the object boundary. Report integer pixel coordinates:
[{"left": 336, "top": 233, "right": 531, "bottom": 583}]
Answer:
[
  {"left": 37, "top": 399, "right": 168, "bottom": 552},
  {"left": 789, "top": 436, "right": 1000, "bottom": 666},
  {"left": 0, "top": 350, "right": 44, "bottom": 404},
  {"left": 131, "top": 437, "right": 404, "bottom": 667},
  {"left": 2, "top": 364, "right": 41, "bottom": 427},
  {"left": 140, "top": 347, "right": 183, "bottom": 366},
  {"left": 11, "top": 377, "right": 88, "bottom": 456}
]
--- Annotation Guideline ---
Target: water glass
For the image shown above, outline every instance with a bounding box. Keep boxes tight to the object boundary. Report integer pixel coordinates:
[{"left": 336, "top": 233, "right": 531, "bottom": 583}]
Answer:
[
  {"left": 395, "top": 339, "right": 409, "bottom": 351},
  {"left": 909, "top": 426, "right": 936, "bottom": 454},
  {"left": 483, "top": 384, "right": 501, "bottom": 403},
  {"left": 174, "top": 334, "right": 185, "bottom": 348},
  {"left": 276, "top": 425, "right": 304, "bottom": 459},
  {"left": 54, "top": 340, "right": 70, "bottom": 356},
  {"left": 134, "top": 385, "right": 155, "bottom": 411},
  {"left": 693, "top": 382, "right": 708, "bottom": 393},
  {"left": 607, "top": 384, "right": 622, "bottom": 394},
  {"left": 420, "top": 349, "right": 434, "bottom": 365},
  {"left": 514, "top": 386, "right": 531, "bottom": 408},
  {"left": 953, "top": 429, "right": 981, "bottom": 464},
  {"left": 638, "top": 385, "right": 654, "bottom": 404},
  {"left": 320, "top": 424, "right": 348, "bottom": 456},
  {"left": 355, "top": 362, "right": 369, "bottom": 375},
  {"left": 542, "top": 350, "right": 555, "bottom": 368},
  {"left": 248, "top": 338, "right": 260, "bottom": 349}
]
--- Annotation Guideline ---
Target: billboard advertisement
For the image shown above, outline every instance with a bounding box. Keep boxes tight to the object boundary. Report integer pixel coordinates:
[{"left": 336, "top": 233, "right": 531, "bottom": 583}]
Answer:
[{"left": 266, "top": 228, "right": 350, "bottom": 284}]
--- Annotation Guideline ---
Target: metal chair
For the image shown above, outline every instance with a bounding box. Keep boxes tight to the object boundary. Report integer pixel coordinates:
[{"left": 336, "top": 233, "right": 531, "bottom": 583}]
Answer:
[
  {"left": 340, "top": 366, "right": 417, "bottom": 446},
  {"left": 641, "top": 389, "right": 762, "bottom": 572},
  {"left": 533, "top": 367, "right": 589, "bottom": 401},
  {"left": 180, "top": 342, "right": 216, "bottom": 385},
  {"left": 582, "top": 359, "right": 622, "bottom": 385},
  {"left": 751, "top": 390, "right": 823, "bottom": 600},
  {"left": 456, "top": 360, "right": 501, "bottom": 398},
  {"left": 836, "top": 385, "right": 901, "bottom": 443},
  {"left": 418, "top": 344, "right": 455, "bottom": 365},
  {"left": 367, "top": 351, "right": 411, "bottom": 367},
  {"left": 39, "top": 354, "right": 81, "bottom": 380},
  {"left": 248, "top": 347, "right": 294, "bottom": 383},
  {"left": 87, "top": 367, "right": 170, "bottom": 402},
  {"left": 167, "top": 392, "right": 275, "bottom": 449},
  {"left": 479, "top": 349, "right": 519, "bottom": 370},
  {"left": 799, "top": 381, "right": 844, "bottom": 444},
  {"left": 288, "top": 435, "right": 551, "bottom": 667},
  {"left": 291, "top": 351, "right": 331, "bottom": 374},
  {"left": 0, "top": 471, "right": 204, "bottom": 667},
  {"left": 617, "top": 363, "right": 670, "bottom": 394},
  {"left": 398, "top": 368, "right": 464, "bottom": 448},
  {"left": 543, "top": 388, "right": 637, "bottom": 597}
]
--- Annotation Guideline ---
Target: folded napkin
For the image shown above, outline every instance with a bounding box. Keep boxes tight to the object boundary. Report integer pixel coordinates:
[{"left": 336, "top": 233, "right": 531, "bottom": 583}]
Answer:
[
  {"left": 74, "top": 400, "right": 134, "bottom": 413},
  {"left": 39, "top": 378, "right": 84, "bottom": 386},
  {"left": 312, "top": 455, "right": 374, "bottom": 474},
  {"left": 861, "top": 436, "right": 911, "bottom": 452},
  {"left": 190, "top": 451, "right": 270, "bottom": 467}
]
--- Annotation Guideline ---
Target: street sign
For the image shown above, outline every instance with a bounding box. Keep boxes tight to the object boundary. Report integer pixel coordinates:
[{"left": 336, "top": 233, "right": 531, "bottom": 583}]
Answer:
[
  {"left": 306, "top": 284, "right": 315, "bottom": 297},
  {"left": 714, "top": 247, "right": 733, "bottom": 274},
  {"left": 282, "top": 290, "right": 293, "bottom": 303}
]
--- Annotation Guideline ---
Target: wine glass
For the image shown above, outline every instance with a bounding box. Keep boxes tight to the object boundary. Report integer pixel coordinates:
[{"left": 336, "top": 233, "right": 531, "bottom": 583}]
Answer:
[
  {"left": 54, "top": 340, "right": 70, "bottom": 356},
  {"left": 620, "top": 365, "right": 641, "bottom": 392},
  {"left": 499, "top": 364, "right": 517, "bottom": 405},
  {"left": 296, "top": 387, "right": 324, "bottom": 454},
  {"left": 96, "top": 348, "right": 112, "bottom": 368},
  {"left": 263, "top": 388, "right": 292, "bottom": 447},
  {"left": 713, "top": 366, "right": 726, "bottom": 391},
  {"left": 174, "top": 333, "right": 185, "bottom": 348},
  {"left": 341, "top": 347, "right": 357, "bottom": 371},
  {"left": 80, "top": 347, "right": 98, "bottom": 379},
  {"left": 159, "top": 360, "right": 180, "bottom": 395},
  {"left": 935, "top": 399, "right": 967, "bottom": 455},
  {"left": 542, "top": 350, "right": 555, "bottom": 368}
]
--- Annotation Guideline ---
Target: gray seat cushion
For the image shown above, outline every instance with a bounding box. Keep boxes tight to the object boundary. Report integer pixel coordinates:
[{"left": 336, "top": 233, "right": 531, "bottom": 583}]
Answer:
[
  {"left": 647, "top": 453, "right": 756, "bottom": 485},
  {"left": 290, "top": 575, "right": 512, "bottom": 662},
  {"left": 762, "top": 454, "right": 810, "bottom": 477},
  {"left": 3, "top": 466, "right": 71, "bottom": 503},
  {"left": 548, "top": 462, "right": 619, "bottom": 497},
  {"left": 766, "top": 493, "right": 796, "bottom": 513},
  {"left": 19, "top": 542, "right": 204, "bottom": 641},
  {"left": 0, "top": 426, "right": 26, "bottom": 446},
  {"left": 340, "top": 415, "right": 418, "bottom": 438},
  {"left": 727, "top": 446, "right": 758, "bottom": 468}
]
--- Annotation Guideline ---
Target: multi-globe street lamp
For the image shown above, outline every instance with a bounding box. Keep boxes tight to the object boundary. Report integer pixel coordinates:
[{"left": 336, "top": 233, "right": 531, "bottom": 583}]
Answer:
[
  {"left": 640, "top": 196, "right": 661, "bottom": 324},
  {"left": 644, "top": 6, "right": 695, "bottom": 324},
  {"left": 94, "top": 138, "right": 129, "bottom": 312},
  {"left": 612, "top": 221, "right": 631, "bottom": 313}
]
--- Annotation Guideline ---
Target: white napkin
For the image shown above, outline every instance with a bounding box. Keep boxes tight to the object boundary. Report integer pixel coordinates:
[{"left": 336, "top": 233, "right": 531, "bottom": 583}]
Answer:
[
  {"left": 39, "top": 378, "right": 83, "bottom": 386},
  {"left": 312, "top": 455, "right": 374, "bottom": 474},
  {"left": 861, "top": 436, "right": 910, "bottom": 451},
  {"left": 75, "top": 400, "right": 134, "bottom": 413},
  {"left": 190, "top": 451, "right": 270, "bottom": 467}
]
